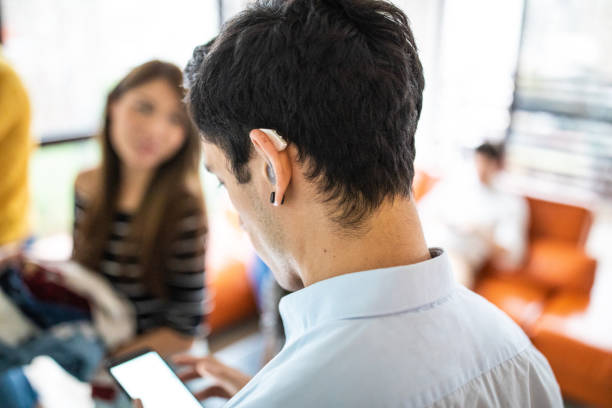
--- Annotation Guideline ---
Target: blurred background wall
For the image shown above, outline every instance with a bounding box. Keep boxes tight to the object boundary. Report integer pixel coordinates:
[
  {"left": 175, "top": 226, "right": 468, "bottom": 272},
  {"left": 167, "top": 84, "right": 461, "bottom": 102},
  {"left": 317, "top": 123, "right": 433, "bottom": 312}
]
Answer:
[{"left": 1, "top": 0, "right": 611, "bottom": 234}]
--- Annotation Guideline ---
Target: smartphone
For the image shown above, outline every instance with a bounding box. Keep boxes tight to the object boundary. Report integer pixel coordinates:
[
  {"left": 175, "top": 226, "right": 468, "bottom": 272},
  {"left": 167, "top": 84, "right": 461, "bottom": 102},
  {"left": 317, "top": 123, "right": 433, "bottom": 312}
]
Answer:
[{"left": 108, "top": 349, "right": 202, "bottom": 408}]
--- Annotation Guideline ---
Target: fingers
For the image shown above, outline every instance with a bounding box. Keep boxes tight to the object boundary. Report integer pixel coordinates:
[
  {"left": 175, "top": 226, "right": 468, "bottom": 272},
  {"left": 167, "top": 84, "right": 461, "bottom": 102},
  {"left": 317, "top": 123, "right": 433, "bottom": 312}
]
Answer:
[
  {"left": 172, "top": 354, "right": 252, "bottom": 401},
  {"left": 193, "top": 384, "right": 233, "bottom": 401},
  {"left": 173, "top": 355, "right": 222, "bottom": 378},
  {"left": 173, "top": 354, "right": 220, "bottom": 366},
  {"left": 132, "top": 398, "right": 143, "bottom": 408},
  {"left": 174, "top": 355, "right": 222, "bottom": 382},
  {"left": 194, "top": 357, "right": 226, "bottom": 376},
  {"left": 177, "top": 367, "right": 201, "bottom": 382},
  {"left": 173, "top": 354, "right": 251, "bottom": 390},
  {"left": 172, "top": 354, "right": 200, "bottom": 365}
]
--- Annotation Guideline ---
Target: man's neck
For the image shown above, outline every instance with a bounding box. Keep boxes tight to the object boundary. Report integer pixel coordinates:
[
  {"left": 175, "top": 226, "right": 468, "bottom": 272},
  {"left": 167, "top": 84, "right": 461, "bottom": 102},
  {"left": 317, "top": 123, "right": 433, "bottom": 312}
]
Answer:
[{"left": 296, "top": 198, "right": 431, "bottom": 287}]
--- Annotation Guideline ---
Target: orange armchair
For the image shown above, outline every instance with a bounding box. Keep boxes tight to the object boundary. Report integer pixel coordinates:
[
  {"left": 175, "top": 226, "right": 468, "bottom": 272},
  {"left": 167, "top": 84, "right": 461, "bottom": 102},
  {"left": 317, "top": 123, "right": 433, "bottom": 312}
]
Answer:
[
  {"left": 475, "top": 198, "right": 597, "bottom": 331},
  {"left": 474, "top": 198, "right": 596, "bottom": 326},
  {"left": 414, "top": 171, "right": 611, "bottom": 407},
  {"left": 473, "top": 198, "right": 611, "bottom": 407},
  {"left": 530, "top": 293, "right": 612, "bottom": 407},
  {"left": 205, "top": 203, "right": 258, "bottom": 334}
]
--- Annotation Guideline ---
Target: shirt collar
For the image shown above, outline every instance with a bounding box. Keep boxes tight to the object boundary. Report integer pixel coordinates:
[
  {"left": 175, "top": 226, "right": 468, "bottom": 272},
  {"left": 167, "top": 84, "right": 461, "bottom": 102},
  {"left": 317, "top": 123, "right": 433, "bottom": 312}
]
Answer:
[{"left": 279, "top": 248, "right": 456, "bottom": 341}]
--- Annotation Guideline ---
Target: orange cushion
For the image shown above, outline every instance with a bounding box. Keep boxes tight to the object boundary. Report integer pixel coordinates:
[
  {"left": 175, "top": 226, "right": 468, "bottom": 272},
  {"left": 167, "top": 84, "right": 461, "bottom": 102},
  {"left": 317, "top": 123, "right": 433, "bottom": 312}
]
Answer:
[
  {"left": 523, "top": 240, "right": 597, "bottom": 294},
  {"left": 206, "top": 260, "right": 257, "bottom": 333},
  {"left": 474, "top": 277, "right": 547, "bottom": 333},
  {"left": 527, "top": 198, "right": 592, "bottom": 245},
  {"left": 531, "top": 293, "right": 612, "bottom": 407},
  {"left": 204, "top": 200, "right": 258, "bottom": 334},
  {"left": 412, "top": 170, "right": 438, "bottom": 202}
]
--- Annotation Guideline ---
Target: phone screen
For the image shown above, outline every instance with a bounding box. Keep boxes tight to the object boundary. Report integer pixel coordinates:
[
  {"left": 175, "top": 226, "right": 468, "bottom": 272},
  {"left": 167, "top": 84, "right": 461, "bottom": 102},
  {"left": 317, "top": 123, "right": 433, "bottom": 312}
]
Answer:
[{"left": 109, "top": 350, "right": 201, "bottom": 408}]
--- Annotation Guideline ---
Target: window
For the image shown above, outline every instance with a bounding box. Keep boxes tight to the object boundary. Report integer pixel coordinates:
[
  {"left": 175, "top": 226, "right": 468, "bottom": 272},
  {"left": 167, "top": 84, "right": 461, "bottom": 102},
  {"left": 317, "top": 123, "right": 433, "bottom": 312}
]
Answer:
[
  {"left": 507, "top": 0, "right": 612, "bottom": 202},
  {"left": 2, "top": 0, "right": 219, "bottom": 143}
]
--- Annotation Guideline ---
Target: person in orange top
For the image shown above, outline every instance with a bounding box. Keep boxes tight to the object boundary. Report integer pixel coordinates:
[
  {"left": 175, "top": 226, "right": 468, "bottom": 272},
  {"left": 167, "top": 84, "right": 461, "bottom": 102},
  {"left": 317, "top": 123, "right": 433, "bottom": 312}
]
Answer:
[{"left": 0, "top": 53, "right": 32, "bottom": 268}]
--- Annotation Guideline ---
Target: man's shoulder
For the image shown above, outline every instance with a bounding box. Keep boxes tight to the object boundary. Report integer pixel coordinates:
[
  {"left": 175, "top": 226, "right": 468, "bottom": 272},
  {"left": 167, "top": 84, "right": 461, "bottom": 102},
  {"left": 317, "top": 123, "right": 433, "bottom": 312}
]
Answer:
[
  {"left": 431, "top": 344, "right": 562, "bottom": 407},
  {"left": 451, "top": 286, "right": 532, "bottom": 349},
  {"left": 233, "top": 287, "right": 544, "bottom": 407},
  {"left": 280, "top": 286, "right": 533, "bottom": 373}
]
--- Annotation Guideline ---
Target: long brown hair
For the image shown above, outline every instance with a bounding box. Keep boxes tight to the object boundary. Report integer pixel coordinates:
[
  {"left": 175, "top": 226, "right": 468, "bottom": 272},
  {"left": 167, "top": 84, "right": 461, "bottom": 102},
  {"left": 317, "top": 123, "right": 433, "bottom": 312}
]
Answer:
[{"left": 73, "top": 60, "right": 205, "bottom": 296}]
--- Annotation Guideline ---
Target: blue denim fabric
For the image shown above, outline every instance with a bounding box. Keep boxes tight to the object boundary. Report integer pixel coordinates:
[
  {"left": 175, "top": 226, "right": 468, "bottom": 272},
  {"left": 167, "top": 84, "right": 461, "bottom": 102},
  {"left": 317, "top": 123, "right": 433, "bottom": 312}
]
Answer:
[
  {"left": 0, "top": 266, "right": 90, "bottom": 329},
  {"left": 250, "top": 256, "right": 272, "bottom": 309},
  {"left": 0, "top": 367, "right": 38, "bottom": 408},
  {"left": 0, "top": 267, "right": 104, "bottom": 407},
  {"left": 0, "top": 323, "right": 105, "bottom": 382}
]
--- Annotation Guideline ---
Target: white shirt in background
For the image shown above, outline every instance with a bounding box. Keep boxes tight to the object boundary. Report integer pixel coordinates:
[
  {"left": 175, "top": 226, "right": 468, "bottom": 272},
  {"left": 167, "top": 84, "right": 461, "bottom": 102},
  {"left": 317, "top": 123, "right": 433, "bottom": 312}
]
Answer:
[
  {"left": 419, "top": 170, "right": 529, "bottom": 270},
  {"left": 225, "top": 249, "right": 562, "bottom": 407}
]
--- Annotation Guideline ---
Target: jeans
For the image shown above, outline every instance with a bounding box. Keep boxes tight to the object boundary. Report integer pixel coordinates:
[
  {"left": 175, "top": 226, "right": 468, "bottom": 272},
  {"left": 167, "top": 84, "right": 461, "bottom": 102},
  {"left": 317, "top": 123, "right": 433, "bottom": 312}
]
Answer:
[
  {"left": 0, "top": 367, "right": 38, "bottom": 408},
  {"left": 0, "top": 267, "right": 90, "bottom": 329},
  {"left": 0, "top": 266, "right": 104, "bottom": 407},
  {"left": 0, "top": 322, "right": 104, "bottom": 382}
]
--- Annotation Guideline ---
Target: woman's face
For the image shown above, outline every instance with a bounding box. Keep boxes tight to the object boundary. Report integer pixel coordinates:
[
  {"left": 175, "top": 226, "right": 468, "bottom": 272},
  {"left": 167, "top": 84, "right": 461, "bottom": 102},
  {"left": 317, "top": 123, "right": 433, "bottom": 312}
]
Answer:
[{"left": 109, "top": 78, "right": 188, "bottom": 171}]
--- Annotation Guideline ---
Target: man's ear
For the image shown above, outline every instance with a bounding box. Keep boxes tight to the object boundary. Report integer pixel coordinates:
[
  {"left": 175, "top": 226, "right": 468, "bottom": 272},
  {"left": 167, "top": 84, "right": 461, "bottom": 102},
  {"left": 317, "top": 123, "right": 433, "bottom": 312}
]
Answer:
[{"left": 249, "top": 129, "right": 292, "bottom": 206}]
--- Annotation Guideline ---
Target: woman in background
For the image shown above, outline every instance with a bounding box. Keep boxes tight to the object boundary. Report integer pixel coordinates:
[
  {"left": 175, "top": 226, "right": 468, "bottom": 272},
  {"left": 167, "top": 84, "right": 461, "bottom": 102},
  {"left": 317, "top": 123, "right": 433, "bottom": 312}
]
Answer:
[{"left": 73, "top": 60, "right": 207, "bottom": 357}]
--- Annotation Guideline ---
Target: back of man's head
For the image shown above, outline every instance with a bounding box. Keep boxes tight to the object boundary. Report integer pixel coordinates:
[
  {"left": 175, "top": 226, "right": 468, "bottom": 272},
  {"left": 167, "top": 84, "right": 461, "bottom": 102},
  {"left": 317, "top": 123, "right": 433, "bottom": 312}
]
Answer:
[
  {"left": 475, "top": 142, "right": 504, "bottom": 165},
  {"left": 187, "top": 0, "right": 424, "bottom": 228}
]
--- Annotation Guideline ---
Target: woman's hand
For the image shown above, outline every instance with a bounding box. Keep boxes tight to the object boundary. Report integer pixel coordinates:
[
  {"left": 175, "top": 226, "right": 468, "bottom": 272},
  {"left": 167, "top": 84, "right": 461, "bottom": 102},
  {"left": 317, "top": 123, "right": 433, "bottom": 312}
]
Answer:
[
  {"left": 111, "top": 327, "right": 195, "bottom": 359},
  {"left": 0, "top": 242, "right": 22, "bottom": 270},
  {"left": 173, "top": 354, "right": 252, "bottom": 400}
]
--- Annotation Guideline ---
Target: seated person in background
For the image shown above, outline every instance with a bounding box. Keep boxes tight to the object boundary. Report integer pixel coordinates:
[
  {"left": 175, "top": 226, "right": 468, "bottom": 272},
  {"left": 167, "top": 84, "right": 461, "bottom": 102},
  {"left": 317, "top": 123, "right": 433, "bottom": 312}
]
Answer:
[
  {"left": 0, "top": 52, "right": 33, "bottom": 269},
  {"left": 419, "top": 142, "right": 529, "bottom": 287},
  {"left": 73, "top": 60, "right": 208, "bottom": 358},
  {"left": 162, "top": 0, "right": 562, "bottom": 406}
]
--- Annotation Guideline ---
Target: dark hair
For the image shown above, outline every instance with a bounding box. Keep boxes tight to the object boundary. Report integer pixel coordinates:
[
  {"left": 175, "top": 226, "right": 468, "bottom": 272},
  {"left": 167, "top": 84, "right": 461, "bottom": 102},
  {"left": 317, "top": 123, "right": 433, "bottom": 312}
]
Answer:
[
  {"left": 184, "top": 37, "right": 216, "bottom": 90},
  {"left": 73, "top": 60, "right": 206, "bottom": 296},
  {"left": 187, "top": 0, "right": 424, "bottom": 228},
  {"left": 475, "top": 142, "right": 504, "bottom": 163}
]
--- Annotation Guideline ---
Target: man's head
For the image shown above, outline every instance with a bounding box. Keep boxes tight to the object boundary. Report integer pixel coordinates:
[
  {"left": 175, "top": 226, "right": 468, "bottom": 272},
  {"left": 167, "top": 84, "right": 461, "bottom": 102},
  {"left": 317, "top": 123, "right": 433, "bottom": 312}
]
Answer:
[
  {"left": 186, "top": 0, "right": 424, "bottom": 289},
  {"left": 474, "top": 142, "right": 504, "bottom": 186}
]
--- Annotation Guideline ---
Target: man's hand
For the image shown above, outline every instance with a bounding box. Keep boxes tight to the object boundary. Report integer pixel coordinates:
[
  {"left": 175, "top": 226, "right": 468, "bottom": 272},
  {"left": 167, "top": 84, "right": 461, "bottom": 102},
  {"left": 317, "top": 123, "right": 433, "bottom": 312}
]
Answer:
[{"left": 173, "top": 354, "right": 252, "bottom": 400}]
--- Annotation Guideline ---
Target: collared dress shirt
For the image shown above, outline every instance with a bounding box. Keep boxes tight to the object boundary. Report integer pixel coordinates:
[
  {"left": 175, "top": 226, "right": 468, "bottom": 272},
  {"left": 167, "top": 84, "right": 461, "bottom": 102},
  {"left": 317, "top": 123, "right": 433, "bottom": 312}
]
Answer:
[{"left": 226, "top": 249, "right": 562, "bottom": 407}]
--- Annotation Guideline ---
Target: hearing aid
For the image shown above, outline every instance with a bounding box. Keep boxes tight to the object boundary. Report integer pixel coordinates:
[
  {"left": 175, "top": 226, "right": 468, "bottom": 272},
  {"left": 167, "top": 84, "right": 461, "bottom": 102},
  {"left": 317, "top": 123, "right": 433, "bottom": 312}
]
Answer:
[
  {"left": 259, "top": 128, "right": 288, "bottom": 151},
  {"left": 258, "top": 128, "right": 287, "bottom": 206},
  {"left": 266, "top": 163, "right": 277, "bottom": 184}
]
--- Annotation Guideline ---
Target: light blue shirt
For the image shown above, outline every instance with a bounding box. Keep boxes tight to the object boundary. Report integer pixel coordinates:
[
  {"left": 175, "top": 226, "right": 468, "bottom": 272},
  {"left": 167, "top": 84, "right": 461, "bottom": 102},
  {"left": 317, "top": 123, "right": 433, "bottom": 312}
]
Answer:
[{"left": 226, "top": 249, "right": 562, "bottom": 407}]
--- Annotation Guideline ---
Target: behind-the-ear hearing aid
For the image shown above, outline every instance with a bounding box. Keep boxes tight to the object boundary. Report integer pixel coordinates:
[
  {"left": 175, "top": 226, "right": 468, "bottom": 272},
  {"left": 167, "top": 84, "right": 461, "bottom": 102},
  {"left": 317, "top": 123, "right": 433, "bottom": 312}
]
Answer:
[
  {"left": 266, "top": 163, "right": 276, "bottom": 184},
  {"left": 258, "top": 128, "right": 287, "bottom": 206},
  {"left": 259, "top": 129, "right": 288, "bottom": 151},
  {"left": 267, "top": 163, "right": 284, "bottom": 205}
]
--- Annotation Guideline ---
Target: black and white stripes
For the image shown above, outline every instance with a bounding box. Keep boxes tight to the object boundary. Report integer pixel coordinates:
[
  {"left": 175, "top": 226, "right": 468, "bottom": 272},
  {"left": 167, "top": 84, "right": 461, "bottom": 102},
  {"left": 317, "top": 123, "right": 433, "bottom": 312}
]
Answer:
[{"left": 74, "top": 194, "right": 206, "bottom": 336}]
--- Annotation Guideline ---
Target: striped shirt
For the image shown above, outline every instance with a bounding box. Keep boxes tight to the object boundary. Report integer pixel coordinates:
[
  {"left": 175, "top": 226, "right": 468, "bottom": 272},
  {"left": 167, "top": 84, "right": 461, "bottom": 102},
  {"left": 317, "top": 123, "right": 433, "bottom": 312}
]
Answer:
[{"left": 73, "top": 193, "right": 207, "bottom": 336}]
